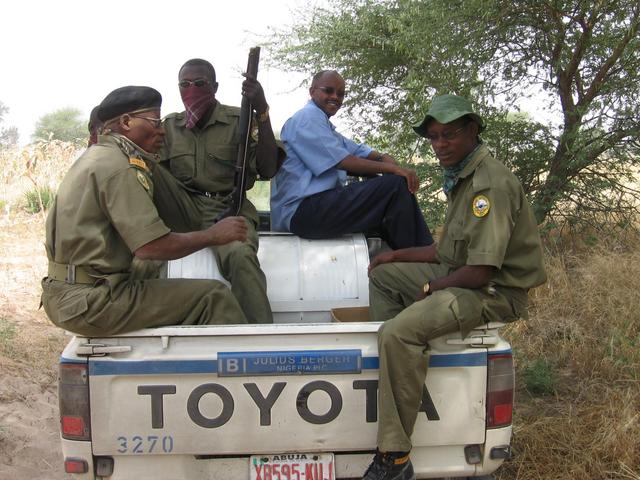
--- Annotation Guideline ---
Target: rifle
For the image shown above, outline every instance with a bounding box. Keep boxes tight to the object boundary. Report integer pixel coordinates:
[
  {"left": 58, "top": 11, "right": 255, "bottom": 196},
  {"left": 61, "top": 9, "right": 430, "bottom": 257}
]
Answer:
[{"left": 214, "top": 46, "right": 261, "bottom": 222}]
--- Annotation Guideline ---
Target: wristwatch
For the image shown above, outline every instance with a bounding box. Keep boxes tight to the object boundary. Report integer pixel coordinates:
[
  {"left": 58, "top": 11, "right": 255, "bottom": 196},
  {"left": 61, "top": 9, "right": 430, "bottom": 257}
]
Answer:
[{"left": 422, "top": 282, "right": 431, "bottom": 296}]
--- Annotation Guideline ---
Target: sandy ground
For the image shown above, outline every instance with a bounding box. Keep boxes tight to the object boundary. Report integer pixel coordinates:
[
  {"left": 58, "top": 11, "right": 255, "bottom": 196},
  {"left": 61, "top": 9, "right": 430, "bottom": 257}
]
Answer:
[{"left": 0, "top": 211, "right": 72, "bottom": 480}]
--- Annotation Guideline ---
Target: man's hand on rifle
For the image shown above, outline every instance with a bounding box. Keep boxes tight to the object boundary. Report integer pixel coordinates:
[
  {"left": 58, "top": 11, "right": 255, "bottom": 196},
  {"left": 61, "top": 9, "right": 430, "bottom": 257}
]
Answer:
[{"left": 241, "top": 74, "right": 268, "bottom": 115}]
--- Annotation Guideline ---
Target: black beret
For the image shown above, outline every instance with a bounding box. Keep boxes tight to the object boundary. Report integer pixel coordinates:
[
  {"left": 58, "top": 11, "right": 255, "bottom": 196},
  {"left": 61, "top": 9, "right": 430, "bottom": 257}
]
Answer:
[{"left": 97, "top": 86, "right": 162, "bottom": 123}]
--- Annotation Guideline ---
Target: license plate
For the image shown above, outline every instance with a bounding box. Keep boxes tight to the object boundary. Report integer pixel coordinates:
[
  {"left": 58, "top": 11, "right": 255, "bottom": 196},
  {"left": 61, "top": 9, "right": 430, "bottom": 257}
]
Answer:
[{"left": 250, "top": 453, "right": 335, "bottom": 480}]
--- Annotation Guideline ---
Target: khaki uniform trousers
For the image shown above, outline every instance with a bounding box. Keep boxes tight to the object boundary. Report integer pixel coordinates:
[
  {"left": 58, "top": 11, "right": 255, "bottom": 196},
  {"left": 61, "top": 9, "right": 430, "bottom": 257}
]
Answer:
[
  {"left": 150, "top": 163, "right": 272, "bottom": 324},
  {"left": 41, "top": 274, "right": 247, "bottom": 337},
  {"left": 369, "top": 262, "right": 525, "bottom": 452}
]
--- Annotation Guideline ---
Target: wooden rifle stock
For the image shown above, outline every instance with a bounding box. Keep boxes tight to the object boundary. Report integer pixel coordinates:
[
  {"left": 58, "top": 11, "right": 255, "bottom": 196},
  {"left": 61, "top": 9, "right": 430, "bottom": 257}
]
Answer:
[{"left": 214, "top": 46, "right": 260, "bottom": 223}]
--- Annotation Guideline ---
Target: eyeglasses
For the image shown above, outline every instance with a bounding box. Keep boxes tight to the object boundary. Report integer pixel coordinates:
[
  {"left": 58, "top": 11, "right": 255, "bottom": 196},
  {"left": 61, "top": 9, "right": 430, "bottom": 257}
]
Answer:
[
  {"left": 178, "top": 78, "right": 210, "bottom": 89},
  {"left": 425, "top": 124, "right": 468, "bottom": 143},
  {"left": 133, "top": 115, "right": 163, "bottom": 129},
  {"left": 315, "top": 86, "right": 346, "bottom": 98}
]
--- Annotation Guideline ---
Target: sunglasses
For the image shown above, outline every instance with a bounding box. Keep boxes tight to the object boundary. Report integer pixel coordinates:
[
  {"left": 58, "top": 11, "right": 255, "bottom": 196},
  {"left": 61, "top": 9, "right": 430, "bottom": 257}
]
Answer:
[
  {"left": 178, "top": 78, "right": 210, "bottom": 89},
  {"left": 425, "top": 125, "right": 468, "bottom": 143},
  {"left": 316, "top": 86, "right": 346, "bottom": 98},
  {"left": 133, "top": 115, "right": 163, "bottom": 129}
]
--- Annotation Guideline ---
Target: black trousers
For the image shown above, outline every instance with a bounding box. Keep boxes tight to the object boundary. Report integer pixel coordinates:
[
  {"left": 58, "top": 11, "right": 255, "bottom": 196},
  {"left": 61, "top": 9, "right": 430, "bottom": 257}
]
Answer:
[{"left": 290, "top": 175, "right": 433, "bottom": 249}]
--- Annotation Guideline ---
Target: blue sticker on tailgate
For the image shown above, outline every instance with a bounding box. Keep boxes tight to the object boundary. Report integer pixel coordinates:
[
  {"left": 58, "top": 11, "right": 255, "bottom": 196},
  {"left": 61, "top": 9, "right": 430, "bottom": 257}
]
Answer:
[{"left": 217, "top": 350, "right": 362, "bottom": 376}]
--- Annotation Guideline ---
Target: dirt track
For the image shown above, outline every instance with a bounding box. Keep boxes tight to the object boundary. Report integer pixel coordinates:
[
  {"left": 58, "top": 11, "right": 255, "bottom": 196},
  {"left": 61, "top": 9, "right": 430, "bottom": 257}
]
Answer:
[{"left": 0, "top": 212, "right": 71, "bottom": 480}]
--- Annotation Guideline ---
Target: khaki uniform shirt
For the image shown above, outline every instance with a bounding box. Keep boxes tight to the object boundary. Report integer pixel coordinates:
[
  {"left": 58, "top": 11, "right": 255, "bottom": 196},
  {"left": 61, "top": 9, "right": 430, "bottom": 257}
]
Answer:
[
  {"left": 160, "top": 101, "right": 258, "bottom": 194},
  {"left": 436, "top": 144, "right": 547, "bottom": 290},
  {"left": 45, "top": 134, "right": 170, "bottom": 274}
]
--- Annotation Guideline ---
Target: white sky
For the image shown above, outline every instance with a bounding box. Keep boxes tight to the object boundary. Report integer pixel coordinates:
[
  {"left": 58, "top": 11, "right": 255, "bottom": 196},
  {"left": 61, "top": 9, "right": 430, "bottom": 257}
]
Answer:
[{"left": 1, "top": 0, "right": 321, "bottom": 145}]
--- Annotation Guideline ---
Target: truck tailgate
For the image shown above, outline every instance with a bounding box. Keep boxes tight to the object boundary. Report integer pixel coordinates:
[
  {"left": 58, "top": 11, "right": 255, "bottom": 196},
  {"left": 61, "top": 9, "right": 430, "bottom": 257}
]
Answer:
[{"left": 82, "top": 323, "right": 487, "bottom": 457}]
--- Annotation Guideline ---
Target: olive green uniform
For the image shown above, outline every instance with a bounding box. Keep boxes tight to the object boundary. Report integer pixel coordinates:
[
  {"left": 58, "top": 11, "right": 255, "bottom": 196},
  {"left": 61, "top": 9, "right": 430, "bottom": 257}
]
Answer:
[
  {"left": 41, "top": 134, "right": 247, "bottom": 336},
  {"left": 369, "top": 145, "right": 547, "bottom": 452},
  {"left": 157, "top": 102, "right": 272, "bottom": 324}
]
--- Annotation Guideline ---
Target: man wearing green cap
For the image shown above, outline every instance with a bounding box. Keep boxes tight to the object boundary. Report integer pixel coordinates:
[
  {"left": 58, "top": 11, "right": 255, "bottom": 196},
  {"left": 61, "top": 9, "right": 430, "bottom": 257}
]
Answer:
[
  {"left": 42, "top": 86, "right": 250, "bottom": 336},
  {"left": 362, "top": 94, "right": 547, "bottom": 480}
]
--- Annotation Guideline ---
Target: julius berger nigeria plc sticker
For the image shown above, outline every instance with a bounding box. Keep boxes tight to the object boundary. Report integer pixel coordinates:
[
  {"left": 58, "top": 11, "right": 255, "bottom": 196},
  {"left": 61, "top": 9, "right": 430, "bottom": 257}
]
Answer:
[{"left": 472, "top": 195, "right": 490, "bottom": 217}]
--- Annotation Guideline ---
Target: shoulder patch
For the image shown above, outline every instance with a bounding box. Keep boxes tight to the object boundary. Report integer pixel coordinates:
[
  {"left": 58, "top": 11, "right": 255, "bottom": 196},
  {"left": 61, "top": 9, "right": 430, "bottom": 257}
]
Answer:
[
  {"left": 472, "top": 195, "right": 490, "bottom": 218},
  {"left": 136, "top": 171, "right": 150, "bottom": 191},
  {"left": 129, "top": 157, "right": 149, "bottom": 171}
]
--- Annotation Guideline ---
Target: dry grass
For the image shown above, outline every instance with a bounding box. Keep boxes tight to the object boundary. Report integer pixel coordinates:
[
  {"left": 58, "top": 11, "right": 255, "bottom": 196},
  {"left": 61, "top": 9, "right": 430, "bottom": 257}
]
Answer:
[
  {"left": 0, "top": 141, "right": 74, "bottom": 400},
  {"left": 498, "top": 239, "right": 640, "bottom": 480},
  {"left": 0, "top": 140, "right": 78, "bottom": 217}
]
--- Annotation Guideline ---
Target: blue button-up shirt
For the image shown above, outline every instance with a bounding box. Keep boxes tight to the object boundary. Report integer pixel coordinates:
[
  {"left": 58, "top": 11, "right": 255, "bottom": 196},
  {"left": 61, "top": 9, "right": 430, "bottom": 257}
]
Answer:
[{"left": 270, "top": 101, "right": 372, "bottom": 231}]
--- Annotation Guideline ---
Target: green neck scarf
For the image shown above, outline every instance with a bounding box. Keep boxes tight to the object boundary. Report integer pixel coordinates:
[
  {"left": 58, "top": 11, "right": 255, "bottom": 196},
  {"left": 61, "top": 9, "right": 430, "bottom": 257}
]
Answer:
[{"left": 442, "top": 145, "right": 479, "bottom": 194}]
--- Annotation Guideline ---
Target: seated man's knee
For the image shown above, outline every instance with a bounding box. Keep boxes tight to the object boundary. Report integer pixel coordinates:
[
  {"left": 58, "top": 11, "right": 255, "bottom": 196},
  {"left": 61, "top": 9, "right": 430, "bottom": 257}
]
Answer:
[
  {"left": 369, "top": 263, "right": 396, "bottom": 287},
  {"left": 220, "top": 241, "right": 259, "bottom": 271},
  {"left": 376, "top": 173, "right": 405, "bottom": 191},
  {"left": 378, "top": 315, "right": 410, "bottom": 349}
]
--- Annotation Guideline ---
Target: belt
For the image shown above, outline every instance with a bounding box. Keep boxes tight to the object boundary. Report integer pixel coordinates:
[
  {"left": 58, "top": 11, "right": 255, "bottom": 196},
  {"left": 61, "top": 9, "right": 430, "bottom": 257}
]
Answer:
[
  {"left": 196, "top": 190, "right": 232, "bottom": 198},
  {"left": 48, "top": 261, "right": 98, "bottom": 285}
]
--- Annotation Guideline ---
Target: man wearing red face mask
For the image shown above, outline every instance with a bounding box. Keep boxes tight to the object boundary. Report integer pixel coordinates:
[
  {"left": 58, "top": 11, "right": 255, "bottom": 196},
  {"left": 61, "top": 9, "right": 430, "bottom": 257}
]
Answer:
[{"left": 157, "top": 58, "right": 280, "bottom": 325}]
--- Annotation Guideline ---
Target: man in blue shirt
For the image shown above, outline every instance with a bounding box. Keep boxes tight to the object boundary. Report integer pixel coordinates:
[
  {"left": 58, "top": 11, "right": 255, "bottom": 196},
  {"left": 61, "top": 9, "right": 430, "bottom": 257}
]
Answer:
[{"left": 270, "top": 70, "right": 432, "bottom": 249}]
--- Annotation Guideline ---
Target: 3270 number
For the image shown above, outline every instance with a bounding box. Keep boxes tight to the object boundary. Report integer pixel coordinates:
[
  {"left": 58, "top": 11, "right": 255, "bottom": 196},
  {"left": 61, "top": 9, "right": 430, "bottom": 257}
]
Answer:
[{"left": 116, "top": 435, "right": 174, "bottom": 454}]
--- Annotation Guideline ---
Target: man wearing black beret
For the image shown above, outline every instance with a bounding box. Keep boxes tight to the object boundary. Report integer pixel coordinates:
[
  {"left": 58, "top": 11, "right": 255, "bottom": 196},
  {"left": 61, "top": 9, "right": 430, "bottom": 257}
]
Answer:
[{"left": 41, "top": 85, "right": 250, "bottom": 336}]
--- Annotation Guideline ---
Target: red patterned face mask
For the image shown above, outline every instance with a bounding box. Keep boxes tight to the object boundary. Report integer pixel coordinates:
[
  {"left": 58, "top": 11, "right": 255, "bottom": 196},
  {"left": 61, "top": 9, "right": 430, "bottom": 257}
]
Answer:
[{"left": 181, "top": 86, "right": 215, "bottom": 129}]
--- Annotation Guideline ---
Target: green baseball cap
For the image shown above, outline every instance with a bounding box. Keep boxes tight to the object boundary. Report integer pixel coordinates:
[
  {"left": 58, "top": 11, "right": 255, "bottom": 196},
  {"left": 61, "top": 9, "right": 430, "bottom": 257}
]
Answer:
[{"left": 413, "top": 94, "right": 485, "bottom": 137}]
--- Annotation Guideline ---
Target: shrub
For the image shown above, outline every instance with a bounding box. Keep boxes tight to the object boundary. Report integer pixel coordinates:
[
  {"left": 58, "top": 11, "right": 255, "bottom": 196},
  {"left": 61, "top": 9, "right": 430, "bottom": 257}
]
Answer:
[
  {"left": 521, "top": 357, "right": 556, "bottom": 396},
  {"left": 24, "top": 185, "right": 55, "bottom": 214}
]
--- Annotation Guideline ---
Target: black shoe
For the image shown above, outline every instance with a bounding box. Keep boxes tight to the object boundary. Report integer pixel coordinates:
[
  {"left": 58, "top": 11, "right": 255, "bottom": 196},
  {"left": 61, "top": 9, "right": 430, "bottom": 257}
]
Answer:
[{"left": 362, "top": 450, "right": 415, "bottom": 480}]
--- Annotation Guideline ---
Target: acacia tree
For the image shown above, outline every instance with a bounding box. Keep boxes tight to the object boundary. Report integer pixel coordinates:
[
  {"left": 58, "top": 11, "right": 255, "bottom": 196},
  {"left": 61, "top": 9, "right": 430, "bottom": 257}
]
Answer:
[
  {"left": 268, "top": 0, "right": 640, "bottom": 229},
  {"left": 33, "top": 107, "right": 87, "bottom": 144}
]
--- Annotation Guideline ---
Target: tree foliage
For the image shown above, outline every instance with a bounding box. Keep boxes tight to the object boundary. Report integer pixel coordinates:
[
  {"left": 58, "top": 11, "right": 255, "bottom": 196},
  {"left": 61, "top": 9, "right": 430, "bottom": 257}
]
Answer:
[
  {"left": 33, "top": 107, "right": 87, "bottom": 144},
  {"left": 0, "top": 101, "right": 19, "bottom": 149},
  {"left": 268, "top": 0, "right": 640, "bottom": 231}
]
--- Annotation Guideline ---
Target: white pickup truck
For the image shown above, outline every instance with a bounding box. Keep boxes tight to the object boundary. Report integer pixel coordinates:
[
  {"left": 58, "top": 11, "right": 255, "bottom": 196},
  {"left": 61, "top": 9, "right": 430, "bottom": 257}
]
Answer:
[{"left": 57, "top": 233, "right": 514, "bottom": 480}]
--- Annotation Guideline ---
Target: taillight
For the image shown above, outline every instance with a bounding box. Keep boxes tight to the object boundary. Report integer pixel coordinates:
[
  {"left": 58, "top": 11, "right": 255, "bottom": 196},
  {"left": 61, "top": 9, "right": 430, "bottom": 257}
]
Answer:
[
  {"left": 59, "top": 362, "right": 91, "bottom": 441},
  {"left": 64, "top": 457, "right": 88, "bottom": 473},
  {"left": 486, "top": 352, "right": 514, "bottom": 428}
]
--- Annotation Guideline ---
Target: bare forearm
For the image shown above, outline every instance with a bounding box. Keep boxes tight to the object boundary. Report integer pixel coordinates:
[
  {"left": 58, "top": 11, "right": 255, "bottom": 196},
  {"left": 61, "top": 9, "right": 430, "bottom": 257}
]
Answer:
[
  {"left": 368, "top": 245, "right": 437, "bottom": 274},
  {"left": 367, "top": 150, "right": 397, "bottom": 164},
  {"left": 337, "top": 155, "right": 400, "bottom": 176},
  {"left": 134, "top": 217, "right": 248, "bottom": 261},
  {"left": 430, "top": 265, "right": 494, "bottom": 292},
  {"left": 134, "top": 231, "right": 212, "bottom": 261}
]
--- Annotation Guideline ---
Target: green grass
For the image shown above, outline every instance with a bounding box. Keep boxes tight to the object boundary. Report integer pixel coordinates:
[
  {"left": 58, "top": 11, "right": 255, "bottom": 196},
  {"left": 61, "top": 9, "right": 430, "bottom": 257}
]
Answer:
[
  {"left": 607, "top": 324, "right": 640, "bottom": 368},
  {"left": 23, "top": 186, "right": 55, "bottom": 214},
  {"left": 521, "top": 357, "right": 556, "bottom": 396}
]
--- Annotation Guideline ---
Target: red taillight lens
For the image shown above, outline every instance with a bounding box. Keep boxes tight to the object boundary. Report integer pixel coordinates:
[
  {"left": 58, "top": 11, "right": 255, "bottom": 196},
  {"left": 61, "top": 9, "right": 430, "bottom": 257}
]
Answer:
[
  {"left": 64, "top": 457, "right": 88, "bottom": 473},
  {"left": 487, "top": 353, "right": 514, "bottom": 428},
  {"left": 61, "top": 415, "right": 86, "bottom": 437},
  {"left": 59, "top": 362, "right": 91, "bottom": 441}
]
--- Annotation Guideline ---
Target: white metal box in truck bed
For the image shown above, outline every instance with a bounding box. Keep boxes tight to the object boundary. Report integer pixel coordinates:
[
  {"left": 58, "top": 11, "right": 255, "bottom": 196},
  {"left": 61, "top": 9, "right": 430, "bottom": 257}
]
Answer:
[{"left": 57, "top": 234, "right": 514, "bottom": 479}]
